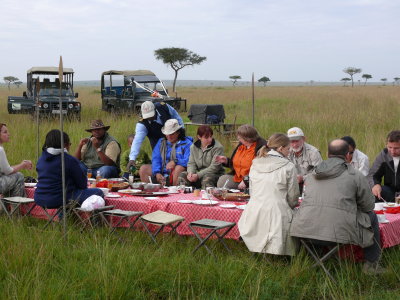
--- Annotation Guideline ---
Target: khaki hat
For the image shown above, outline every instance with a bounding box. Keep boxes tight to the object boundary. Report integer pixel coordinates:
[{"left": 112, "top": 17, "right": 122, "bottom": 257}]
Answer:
[
  {"left": 141, "top": 101, "right": 155, "bottom": 119},
  {"left": 287, "top": 127, "right": 304, "bottom": 140},
  {"left": 161, "top": 119, "right": 182, "bottom": 135},
  {"left": 85, "top": 119, "right": 110, "bottom": 132}
]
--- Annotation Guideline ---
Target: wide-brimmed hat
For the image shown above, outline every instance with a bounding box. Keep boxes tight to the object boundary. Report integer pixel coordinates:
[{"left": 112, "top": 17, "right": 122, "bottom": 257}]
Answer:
[
  {"left": 161, "top": 119, "right": 182, "bottom": 135},
  {"left": 287, "top": 127, "right": 304, "bottom": 140},
  {"left": 141, "top": 101, "right": 155, "bottom": 119},
  {"left": 85, "top": 119, "right": 110, "bottom": 132}
]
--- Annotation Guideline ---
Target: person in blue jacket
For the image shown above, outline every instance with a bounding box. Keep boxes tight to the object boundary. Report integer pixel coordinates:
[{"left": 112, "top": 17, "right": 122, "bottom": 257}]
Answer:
[
  {"left": 139, "top": 119, "right": 192, "bottom": 186},
  {"left": 35, "top": 130, "right": 103, "bottom": 208}
]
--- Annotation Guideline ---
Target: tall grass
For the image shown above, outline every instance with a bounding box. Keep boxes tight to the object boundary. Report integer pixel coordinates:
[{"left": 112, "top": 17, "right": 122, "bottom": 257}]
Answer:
[{"left": 1, "top": 85, "right": 400, "bottom": 298}]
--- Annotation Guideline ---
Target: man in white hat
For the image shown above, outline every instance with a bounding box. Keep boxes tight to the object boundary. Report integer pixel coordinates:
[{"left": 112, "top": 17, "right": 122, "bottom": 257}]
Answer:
[
  {"left": 287, "top": 127, "right": 322, "bottom": 191},
  {"left": 127, "top": 101, "right": 183, "bottom": 171}
]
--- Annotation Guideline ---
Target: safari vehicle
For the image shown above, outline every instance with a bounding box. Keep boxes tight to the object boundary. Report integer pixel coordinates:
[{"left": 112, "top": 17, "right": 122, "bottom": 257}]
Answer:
[
  {"left": 101, "top": 70, "right": 186, "bottom": 113},
  {"left": 7, "top": 67, "right": 81, "bottom": 120}
]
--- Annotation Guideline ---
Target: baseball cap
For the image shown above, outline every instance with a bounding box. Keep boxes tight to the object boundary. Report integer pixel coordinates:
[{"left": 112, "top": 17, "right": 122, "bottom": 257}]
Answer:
[
  {"left": 141, "top": 101, "right": 155, "bottom": 119},
  {"left": 287, "top": 127, "right": 304, "bottom": 140}
]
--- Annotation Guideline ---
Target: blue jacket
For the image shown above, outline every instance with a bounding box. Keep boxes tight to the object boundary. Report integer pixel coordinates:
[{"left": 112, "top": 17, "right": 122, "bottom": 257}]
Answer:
[
  {"left": 35, "top": 150, "right": 88, "bottom": 208},
  {"left": 152, "top": 136, "right": 193, "bottom": 175}
]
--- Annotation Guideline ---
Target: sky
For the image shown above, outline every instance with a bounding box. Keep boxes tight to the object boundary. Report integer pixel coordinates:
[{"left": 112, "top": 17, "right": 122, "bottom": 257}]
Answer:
[{"left": 1, "top": 0, "right": 399, "bottom": 82}]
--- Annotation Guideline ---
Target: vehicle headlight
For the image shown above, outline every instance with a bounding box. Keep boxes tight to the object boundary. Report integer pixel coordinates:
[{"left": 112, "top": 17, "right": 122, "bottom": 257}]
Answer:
[
  {"left": 68, "top": 104, "right": 74, "bottom": 109},
  {"left": 42, "top": 103, "right": 49, "bottom": 109}
]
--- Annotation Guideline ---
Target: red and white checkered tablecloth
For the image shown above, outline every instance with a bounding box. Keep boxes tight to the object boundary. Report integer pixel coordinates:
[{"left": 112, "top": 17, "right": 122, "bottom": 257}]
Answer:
[{"left": 23, "top": 187, "right": 400, "bottom": 245}]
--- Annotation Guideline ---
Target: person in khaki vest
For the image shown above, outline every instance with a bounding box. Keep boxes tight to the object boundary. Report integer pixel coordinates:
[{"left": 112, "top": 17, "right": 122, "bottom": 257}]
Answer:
[{"left": 75, "top": 119, "right": 121, "bottom": 179}]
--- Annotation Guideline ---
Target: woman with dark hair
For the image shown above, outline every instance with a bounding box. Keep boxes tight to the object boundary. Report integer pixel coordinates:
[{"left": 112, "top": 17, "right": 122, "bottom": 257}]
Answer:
[
  {"left": 179, "top": 125, "right": 225, "bottom": 189},
  {"left": 139, "top": 119, "right": 193, "bottom": 185},
  {"left": 238, "top": 133, "right": 300, "bottom": 256},
  {"left": 0, "top": 123, "right": 33, "bottom": 197},
  {"left": 215, "top": 124, "right": 267, "bottom": 189},
  {"left": 35, "top": 129, "right": 103, "bottom": 208}
]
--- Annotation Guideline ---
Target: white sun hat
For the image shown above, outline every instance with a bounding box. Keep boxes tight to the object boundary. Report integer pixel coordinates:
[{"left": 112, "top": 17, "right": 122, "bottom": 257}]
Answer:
[{"left": 161, "top": 119, "right": 182, "bottom": 135}]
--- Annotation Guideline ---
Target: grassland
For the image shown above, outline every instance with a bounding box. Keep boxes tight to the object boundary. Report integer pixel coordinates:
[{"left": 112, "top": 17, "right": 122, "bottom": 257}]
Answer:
[{"left": 1, "top": 85, "right": 400, "bottom": 299}]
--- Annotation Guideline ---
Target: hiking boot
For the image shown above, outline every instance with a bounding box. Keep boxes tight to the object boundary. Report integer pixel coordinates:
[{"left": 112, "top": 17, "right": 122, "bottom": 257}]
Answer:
[{"left": 362, "top": 261, "right": 387, "bottom": 275}]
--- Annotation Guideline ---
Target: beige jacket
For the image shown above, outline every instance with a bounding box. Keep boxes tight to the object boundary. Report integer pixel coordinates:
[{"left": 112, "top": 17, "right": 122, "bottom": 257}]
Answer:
[
  {"left": 288, "top": 142, "right": 322, "bottom": 177},
  {"left": 238, "top": 150, "right": 300, "bottom": 255}
]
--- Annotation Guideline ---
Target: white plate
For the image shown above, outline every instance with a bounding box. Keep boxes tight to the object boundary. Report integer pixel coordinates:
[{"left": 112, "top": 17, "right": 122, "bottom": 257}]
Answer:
[
  {"left": 118, "top": 189, "right": 141, "bottom": 194},
  {"left": 177, "top": 200, "right": 192, "bottom": 204},
  {"left": 24, "top": 182, "right": 37, "bottom": 187},
  {"left": 88, "top": 178, "right": 96, "bottom": 182},
  {"left": 237, "top": 205, "right": 247, "bottom": 210},
  {"left": 379, "top": 219, "right": 390, "bottom": 224},
  {"left": 219, "top": 204, "right": 236, "bottom": 209},
  {"left": 383, "top": 203, "right": 400, "bottom": 208},
  {"left": 144, "top": 197, "right": 159, "bottom": 200},
  {"left": 106, "top": 193, "right": 121, "bottom": 198},
  {"left": 229, "top": 189, "right": 240, "bottom": 193},
  {"left": 192, "top": 200, "right": 219, "bottom": 206}
]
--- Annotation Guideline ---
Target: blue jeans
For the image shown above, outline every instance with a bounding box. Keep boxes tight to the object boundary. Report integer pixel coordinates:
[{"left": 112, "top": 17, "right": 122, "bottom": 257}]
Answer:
[{"left": 79, "top": 162, "right": 120, "bottom": 179}]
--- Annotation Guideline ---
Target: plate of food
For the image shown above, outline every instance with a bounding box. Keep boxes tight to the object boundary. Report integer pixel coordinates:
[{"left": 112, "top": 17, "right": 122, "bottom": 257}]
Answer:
[
  {"left": 106, "top": 193, "right": 121, "bottom": 198},
  {"left": 144, "top": 197, "right": 159, "bottom": 200},
  {"left": 219, "top": 204, "right": 236, "bottom": 209},
  {"left": 237, "top": 205, "right": 247, "bottom": 210},
  {"left": 24, "top": 182, "right": 37, "bottom": 188},
  {"left": 192, "top": 200, "right": 219, "bottom": 206},
  {"left": 383, "top": 203, "right": 400, "bottom": 208},
  {"left": 118, "top": 189, "right": 142, "bottom": 194},
  {"left": 177, "top": 200, "right": 192, "bottom": 204}
]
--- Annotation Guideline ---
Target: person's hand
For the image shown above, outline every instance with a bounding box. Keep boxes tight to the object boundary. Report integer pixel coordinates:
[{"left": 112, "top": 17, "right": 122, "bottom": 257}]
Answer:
[
  {"left": 297, "top": 175, "right": 304, "bottom": 184},
  {"left": 79, "top": 138, "right": 89, "bottom": 147},
  {"left": 22, "top": 160, "right": 33, "bottom": 170},
  {"left": 155, "top": 173, "right": 164, "bottom": 184},
  {"left": 166, "top": 161, "right": 176, "bottom": 171},
  {"left": 127, "top": 160, "right": 136, "bottom": 170},
  {"left": 187, "top": 173, "right": 199, "bottom": 182},
  {"left": 91, "top": 137, "right": 100, "bottom": 148},
  {"left": 238, "top": 180, "right": 246, "bottom": 190},
  {"left": 215, "top": 155, "right": 227, "bottom": 164},
  {"left": 372, "top": 184, "right": 382, "bottom": 199}
]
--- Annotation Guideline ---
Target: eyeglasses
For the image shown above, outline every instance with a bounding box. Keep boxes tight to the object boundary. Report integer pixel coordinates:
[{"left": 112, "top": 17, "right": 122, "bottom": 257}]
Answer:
[{"left": 348, "top": 151, "right": 354, "bottom": 155}]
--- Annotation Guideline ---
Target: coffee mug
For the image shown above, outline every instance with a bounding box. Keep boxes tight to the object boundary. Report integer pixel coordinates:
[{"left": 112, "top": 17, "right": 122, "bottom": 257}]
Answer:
[{"left": 168, "top": 186, "right": 178, "bottom": 193}]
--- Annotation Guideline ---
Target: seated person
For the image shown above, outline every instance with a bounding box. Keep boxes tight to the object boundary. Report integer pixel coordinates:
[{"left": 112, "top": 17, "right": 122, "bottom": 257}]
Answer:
[
  {"left": 35, "top": 130, "right": 103, "bottom": 208},
  {"left": 74, "top": 120, "right": 121, "bottom": 179},
  {"left": 179, "top": 125, "right": 225, "bottom": 189},
  {"left": 215, "top": 124, "right": 267, "bottom": 189},
  {"left": 239, "top": 133, "right": 299, "bottom": 256},
  {"left": 368, "top": 130, "right": 400, "bottom": 202},
  {"left": 120, "top": 134, "right": 150, "bottom": 179},
  {"left": 341, "top": 136, "right": 369, "bottom": 176},
  {"left": 139, "top": 119, "right": 193, "bottom": 186},
  {"left": 291, "top": 139, "right": 384, "bottom": 274},
  {"left": 0, "top": 123, "right": 33, "bottom": 197}
]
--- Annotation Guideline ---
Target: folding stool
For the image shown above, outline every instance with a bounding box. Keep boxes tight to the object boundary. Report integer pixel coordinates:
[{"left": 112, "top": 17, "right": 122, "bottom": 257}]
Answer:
[
  {"left": 73, "top": 205, "right": 115, "bottom": 230},
  {"left": 0, "top": 197, "right": 37, "bottom": 219},
  {"left": 100, "top": 209, "right": 143, "bottom": 233}
]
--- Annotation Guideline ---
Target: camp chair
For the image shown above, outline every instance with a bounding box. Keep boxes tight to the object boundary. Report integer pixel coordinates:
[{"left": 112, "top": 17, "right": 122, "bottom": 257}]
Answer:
[
  {"left": 38, "top": 201, "right": 79, "bottom": 229},
  {"left": 73, "top": 205, "right": 115, "bottom": 231},
  {"left": 100, "top": 209, "right": 143, "bottom": 234},
  {"left": 188, "top": 219, "right": 236, "bottom": 258},
  {"left": 0, "top": 197, "right": 36, "bottom": 219},
  {"left": 139, "top": 210, "right": 184, "bottom": 244},
  {"left": 299, "top": 238, "right": 342, "bottom": 283}
]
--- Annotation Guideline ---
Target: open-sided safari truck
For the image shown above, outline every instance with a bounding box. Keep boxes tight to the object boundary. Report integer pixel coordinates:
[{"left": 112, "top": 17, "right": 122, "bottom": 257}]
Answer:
[
  {"left": 7, "top": 67, "right": 81, "bottom": 120},
  {"left": 101, "top": 70, "right": 187, "bottom": 113}
]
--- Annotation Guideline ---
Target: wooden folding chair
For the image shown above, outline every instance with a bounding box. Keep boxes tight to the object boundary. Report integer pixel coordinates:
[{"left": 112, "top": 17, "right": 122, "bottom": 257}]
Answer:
[
  {"left": 139, "top": 210, "right": 184, "bottom": 244},
  {"left": 100, "top": 209, "right": 143, "bottom": 233},
  {"left": 189, "top": 219, "right": 236, "bottom": 258},
  {"left": 0, "top": 197, "right": 36, "bottom": 219}
]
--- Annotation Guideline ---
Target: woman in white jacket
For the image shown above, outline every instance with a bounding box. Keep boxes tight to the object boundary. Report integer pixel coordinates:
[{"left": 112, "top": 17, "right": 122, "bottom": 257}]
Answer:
[{"left": 238, "top": 133, "right": 300, "bottom": 256}]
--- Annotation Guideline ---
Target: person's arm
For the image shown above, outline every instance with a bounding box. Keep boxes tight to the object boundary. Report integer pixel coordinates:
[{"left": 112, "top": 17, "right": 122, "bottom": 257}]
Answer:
[
  {"left": 368, "top": 152, "right": 385, "bottom": 188},
  {"left": 186, "top": 145, "right": 197, "bottom": 174},
  {"left": 74, "top": 138, "right": 89, "bottom": 160},
  {"left": 176, "top": 140, "right": 192, "bottom": 168},
  {"left": 356, "top": 173, "right": 375, "bottom": 212},
  {"left": 197, "top": 145, "right": 225, "bottom": 179},
  {"left": 69, "top": 156, "right": 87, "bottom": 189},
  {"left": 166, "top": 104, "right": 184, "bottom": 127},
  {"left": 129, "top": 123, "right": 148, "bottom": 161},
  {"left": 120, "top": 150, "right": 130, "bottom": 173},
  {"left": 358, "top": 152, "right": 370, "bottom": 177},
  {"left": 0, "top": 147, "right": 31, "bottom": 174},
  {"left": 102, "top": 141, "right": 120, "bottom": 166},
  {"left": 309, "top": 149, "right": 323, "bottom": 170},
  {"left": 151, "top": 139, "right": 163, "bottom": 175}
]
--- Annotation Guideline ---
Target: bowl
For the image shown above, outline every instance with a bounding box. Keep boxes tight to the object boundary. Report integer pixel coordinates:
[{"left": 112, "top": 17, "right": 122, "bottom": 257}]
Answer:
[
  {"left": 143, "top": 183, "right": 161, "bottom": 192},
  {"left": 99, "top": 187, "right": 109, "bottom": 196},
  {"left": 110, "top": 182, "right": 130, "bottom": 192},
  {"left": 131, "top": 182, "right": 145, "bottom": 190}
]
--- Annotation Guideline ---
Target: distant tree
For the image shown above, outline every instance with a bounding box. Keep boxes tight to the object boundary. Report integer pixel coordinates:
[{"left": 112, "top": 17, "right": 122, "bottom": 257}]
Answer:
[
  {"left": 361, "top": 74, "right": 372, "bottom": 86},
  {"left": 341, "top": 78, "right": 351, "bottom": 87},
  {"left": 381, "top": 78, "right": 387, "bottom": 86},
  {"left": 13, "top": 81, "right": 23, "bottom": 88},
  {"left": 229, "top": 75, "right": 241, "bottom": 86},
  {"left": 394, "top": 77, "right": 400, "bottom": 86},
  {"left": 154, "top": 47, "right": 206, "bottom": 93},
  {"left": 343, "top": 67, "right": 362, "bottom": 87},
  {"left": 3, "top": 76, "right": 19, "bottom": 90},
  {"left": 258, "top": 76, "right": 270, "bottom": 86}
]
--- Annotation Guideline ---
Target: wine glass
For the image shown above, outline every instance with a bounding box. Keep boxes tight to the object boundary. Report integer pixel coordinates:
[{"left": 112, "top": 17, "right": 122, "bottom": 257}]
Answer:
[{"left": 221, "top": 188, "right": 228, "bottom": 203}]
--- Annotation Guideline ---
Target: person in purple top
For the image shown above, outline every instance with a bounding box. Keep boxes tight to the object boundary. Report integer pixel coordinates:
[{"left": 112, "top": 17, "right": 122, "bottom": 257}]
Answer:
[{"left": 35, "top": 130, "right": 103, "bottom": 208}]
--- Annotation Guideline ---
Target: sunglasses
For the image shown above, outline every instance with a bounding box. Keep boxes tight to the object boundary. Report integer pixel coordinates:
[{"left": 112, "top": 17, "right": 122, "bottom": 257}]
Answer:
[{"left": 348, "top": 151, "right": 354, "bottom": 155}]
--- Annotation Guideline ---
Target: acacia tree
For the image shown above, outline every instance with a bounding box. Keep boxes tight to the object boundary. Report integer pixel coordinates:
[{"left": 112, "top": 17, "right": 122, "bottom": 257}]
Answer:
[
  {"left": 381, "top": 78, "right": 387, "bottom": 86},
  {"left": 14, "top": 81, "right": 23, "bottom": 88},
  {"left": 229, "top": 75, "right": 241, "bottom": 86},
  {"left": 258, "top": 76, "right": 271, "bottom": 86},
  {"left": 361, "top": 74, "right": 372, "bottom": 86},
  {"left": 343, "top": 67, "right": 362, "bottom": 87},
  {"left": 394, "top": 77, "right": 400, "bottom": 86},
  {"left": 154, "top": 47, "right": 206, "bottom": 93},
  {"left": 3, "top": 76, "right": 19, "bottom": 90},
  {"left": 341, "top": 78, "right": 351, "bottom": 87}
]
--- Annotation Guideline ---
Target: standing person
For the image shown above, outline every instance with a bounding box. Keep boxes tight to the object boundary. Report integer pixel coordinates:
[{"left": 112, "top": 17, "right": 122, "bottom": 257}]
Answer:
[
  {"left": 139, "top": 119, "right": 192, "bottom": 186},
  {"left": 368, "top": 130, "right": 400, "bottom": 202},
  {"left": 75, "top": 120, "right": 121, "bottom": 179},
  {"left": 35, "top": 130, "right": 103, "bottom": 208},
  {"left": 287, "top": 127, "right": 323, "bottom": 192},
  {"left": 291, "top": 139, "right": 384, "bottom": 274},
  {"left": 341, "top": 136, "right": 370, "bottom": 176},
  {"left": 239, "top": 133, "right": 300, "bottom": 256},
  {"left": 127, "top": 101, "right": 183, "bottom": 171},
  {"left": 120, "top": 134, "right": 151, "bottom": 179},
  {"left": 179, "top": 125, "right": 225, "bottom": 189},
  {"left": 0, "top": 123, "right": 33, "bottom": 197},
  {"left": 215, "top": 124, "right": 267, "bottom": 190}
]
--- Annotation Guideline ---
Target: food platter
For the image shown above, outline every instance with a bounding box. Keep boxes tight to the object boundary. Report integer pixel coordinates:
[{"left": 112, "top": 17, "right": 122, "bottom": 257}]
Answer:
[
  {"left": 118, "top": 189, "right": 142, "bottom": 194},
  {"left": 192, "top": 200, "right": 219, "bottom": 206},
  {"left": 384, "top": 203, "right": 400, "bottom": 208},
  {"left": 212, "top": 192, "right": 250, "bottom": 201}
]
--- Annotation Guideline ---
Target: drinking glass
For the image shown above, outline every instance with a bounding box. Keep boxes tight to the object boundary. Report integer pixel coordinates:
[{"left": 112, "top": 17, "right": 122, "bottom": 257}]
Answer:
[
  {"left": 129, "top": 175, "right": 134, "bottom": 186},
  {"left": 87, "top": 169, "right": 92, "bottom": 179},
  {"left": 221, "top": 188, "right": 228, "bottom": 203}
]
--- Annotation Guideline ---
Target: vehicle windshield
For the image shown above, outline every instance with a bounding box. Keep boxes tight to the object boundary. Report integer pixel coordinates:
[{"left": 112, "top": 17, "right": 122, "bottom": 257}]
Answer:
[
  {"left": 134, "top": 81, "right": 165, "bottom": 93},
  {"left": 39, "top": 82, "right": 73, "bottom": 97}
]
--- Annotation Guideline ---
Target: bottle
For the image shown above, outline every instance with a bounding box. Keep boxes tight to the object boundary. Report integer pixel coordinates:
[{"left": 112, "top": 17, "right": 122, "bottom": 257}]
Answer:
[
  {"left": 129, "top": 165, "right": 136, "bottom": 175},
  {"left": 96, "top": 171, "right": 102, "bottom": 182},
  {"left": 164, "top": 174, "right": 170, "bottom": 187}
]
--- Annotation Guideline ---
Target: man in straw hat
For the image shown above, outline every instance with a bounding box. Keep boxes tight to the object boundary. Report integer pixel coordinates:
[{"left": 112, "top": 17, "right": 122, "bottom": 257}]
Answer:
[
  {"left": 75, "top": 119, "right": 121, "bottom": 179},
  {"left": 127, "top": 101, "right": 183, "bottom": 171}
]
